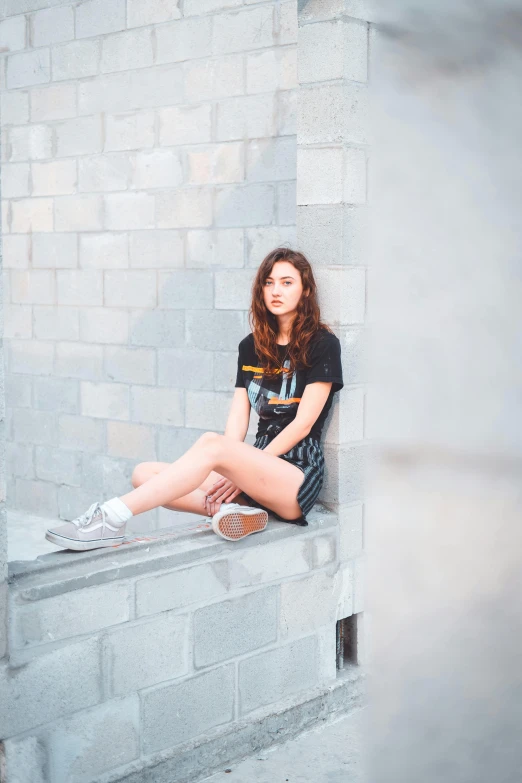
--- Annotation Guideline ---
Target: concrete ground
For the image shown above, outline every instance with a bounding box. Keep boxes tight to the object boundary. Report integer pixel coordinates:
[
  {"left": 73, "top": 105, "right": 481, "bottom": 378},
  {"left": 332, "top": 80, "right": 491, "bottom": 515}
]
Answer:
[{"left": 201, "top": 709, "right": 364, "bottom": 783}]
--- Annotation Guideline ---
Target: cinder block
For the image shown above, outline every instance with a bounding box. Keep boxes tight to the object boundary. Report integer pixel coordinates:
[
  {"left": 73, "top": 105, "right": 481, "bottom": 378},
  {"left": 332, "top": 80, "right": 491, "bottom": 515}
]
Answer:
[
  {"left": 321, "top": 442, "right": 366, "bottom": 505},
  {"left": 107, "top": 612, "right": 188, "bottom": 696},
  {"left": 300, "top": 82, "right": 368, "bottom": 145},
  {"left": 2, "top": 234, "right": 30, "bottom": 268},
  {"left": 280, "top": 570, "right": 339, "bottom": 639},
  {"left": 158, "top": 270, "right": 213, "bottom": 309},
  {"left": 3, "top": 162, "right": 30, "bottom": 198},
  {"left": 58, "top": 413, "right": 104, "bottom": 452},
  {"left": 14, "top": 477, "right": 57, "bottom": 516},
  {"left": 159, "top": 104, "right": 212, "bottom": 147},
  {"left": 33, "top": 233, "right": 77, "bottom": 269},
  {"left": 4, "top": 304, "right": 32, "bottom": 338},
  {"left": 7, "top": 441, "right": 34, "bottom": 478},
  {"left": 247, "top": 49, "right": 296, "bottom": 94},
  {"left": 32, "top": 160, "right": 76, "bottom": 196},
  {"left": 6, "top": 374, "right": 32, "bottom": 409},
  {"left": 156, "top": 17, "right": 212, "bottom": 64},
  {"left": 129, "top": 230, "right": 183, "bottom": 269},
  {"left": 157, "top": 426, "right": 201, "bottom": 461},
  {"left": 33, "top": 376, "right": 79, "bottom": 414},
  {"left": 75, "top": 0, "right": 126, "bottom": 39},
  {"left": 57, "top": 270, "right": 103, "bottom": 306},
  {"left": 186, "top": 310, "right": 245, "bottom": 351},
  {"left": 127, "top": 0, "right": 181, "bottom": 27},
  {"left": 30, "top": 83, "right": 76, "bottom": 122},
  {"left": 104, "top": 193, "right": 155, "bottom": 231},
  {"left": 45, "top": 696, "right": 139, "bottom": 783},
  {"left": 298, "top": 20, "right": 350, "bottom": 83},
  {"left": 32, "top": 5, "right": 74, "bottom": 47},
  {"left": 79, "top": 308, "right": 129, "bottom": 344},
  {"left": 131, "top": 386, "right": 183, "bottom": 426},
  {"left": 34, "top": 306, "right": 79, "bottom": 340},
  {"left": 11, "top": 270, "right": 55, "bottom": 304},
  {"left": 81, "top": 453, "right": 133, "bottom": 497},
  {"left": 184, "top": 0, "right": 242, "bottom": 15},
  {"left": 107, "top": 421, "right": 156, "bottom": 461},
  {"left": 344, "top": 0, "right": 377, "bottom": 21},
  {"left": 311, "top": 534, "right": 337, "bottom": 569},
  {"left": 245, "top": 225, "right": 296, "bottom": 267},
  {"left": 15, "top": 582, "right": 130, "bottom": 649},
  {"left": 297, "top": 147, "right": 343, "bottom": 205},
  {"left": 58, "top": 484, "right": 104, "bottom": 521},
  {"left": 315, "top": 266, "right": 366, "bottom": 324},
  {"left": 34, "top": 445, "right": 81, "bottom": 485},
  {"left": 194, "top": 587, "right": 277, "bottom": 668},
  {"left": 213, "top": 350, "right": 236, "bottom": 391},
  {"left": 246, "top": 137, "right": 296, "bottom": 183},
  {"left": 81, "top": 380, "right": 129, "bottom": 421},
  {"left": 1, "top": 90, "right": 29, "bottom": 125},
  {"left": 104, "top": 269, "right": 156, "bottom": 307},
  {"left": 78, "top": 71, "right": 133, "bottom": 115},
  {"left": 239, "top": 635, "right": 318, "bottom": 716},
  {"left": 105, "top": 111, "right": 154, "bottom": 152},
  {"left": 7, "top": 49, "right": 50, "bottom": 89},
  {"left": 186, "top": 142, "right": 243, "bottom": 185},
  {"left": 352, "top": 555, "right": 364, "bottom": 614},
  {"left": 55, "top": 115, "right": 102, "bottom": 157},
  {"left": 156, "top": 188, "right": 212, "bottom": 229},
  {"left": 78, "top": 153, "right": 131, "bottom": 193},
  {"left": 104, "top": 346, "right": 156, "bottom": 385},
  {"left": 215, "top": 184, "right": 274, "bottom": 227},
  {"left": 339, "top": 503, "right": 363, "bottom": 560},
  {"left": 51, "top": 39, "right": 100, "bottom": 81},
  {"left": 158, "top": 348, "right": 214, "bottom": 390},
  {"left": 0, "top": 16, "right": 26, "bottom": 53},
  {"left": 214, "top": 269, "right": 255, "bottom": 310},
  {"left": 323, "top": 386, "right": 365, "bottom": 445},
  {"left": 11, "top": 198, "right": 53, "bottom": 233},
  {"left": 0, "top": 638, "right": 102, "bottom": 738},
  {"left": 277, "top": 180, "right": 296, "bottom": 225},
  {"left": 101, "top": 29, "right": 153, "bottom": 74},
  {"left": 79, "top": 232, "right": 129, "bottom": 269},
  {"left": 229, "top": 537, "right": 311, "bottom": 588},
  {"left": 185, "top": 390, "right": 232, "bottom": 431},
  {"left": 3, "top": 734, "right": 46, "bottom": 783},
  {"left": 186, "top": 229, "right": 244, "bottom": 269},
  {"left": 54, "top": 194, "right": 103, "bottom": 232},
  {"left": 296, "top": 204, "right": 342, "bottom": 266},
  {"left": 55, "top": 342, "right": 104, "bottom": 381},
  {"left": 279, "top": 0, "right": 298, "bottom": 44},
  {"left": 129, "top": 308, "right": 184, "bottom": 348},
  {"left": 132, "top": 149, "right": 183, "bottom": 190},
  {"left": 212, "top": 6, "right": 275, "bottom": 55},
  {"left": 136, "top": 561, "right": 228, "bottom": 617},
  {"left": 216, "top": 94, "right": 276, "bottom": 142},
  {"left": 184, "top": 54, "right": 244, "bottom": 102},
  {"left": 78, "top": 65, "right": 184, "bottom": 116},
  {"left": 141, "top": 664, "right": 235, "bottom": 754},
  {"left": 299, "top": 0, "right": 343, "bottom": 23},
  {"left": 276, "top": 88, "right": 297, "bottom": 136}
]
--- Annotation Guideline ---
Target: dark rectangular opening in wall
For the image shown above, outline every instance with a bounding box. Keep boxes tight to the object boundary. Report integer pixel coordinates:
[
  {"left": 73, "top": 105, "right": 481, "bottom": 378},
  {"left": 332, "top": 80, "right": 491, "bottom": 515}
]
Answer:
[{"left": 336, "top": 615, "right": 357, "bottom": 670}]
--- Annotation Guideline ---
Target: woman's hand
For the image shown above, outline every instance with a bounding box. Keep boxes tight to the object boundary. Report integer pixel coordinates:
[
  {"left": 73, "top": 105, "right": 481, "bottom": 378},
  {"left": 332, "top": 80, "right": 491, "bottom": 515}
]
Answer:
[{"left": 204, "top": 475, "right": 242, "bottom": 517}]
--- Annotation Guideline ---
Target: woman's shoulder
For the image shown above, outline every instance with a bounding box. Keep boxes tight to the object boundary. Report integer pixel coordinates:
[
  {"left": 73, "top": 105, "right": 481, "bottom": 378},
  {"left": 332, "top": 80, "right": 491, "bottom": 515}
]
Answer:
[
  {"left": 238, "top": 333, "right": 255, "bottom": 352},
  {"left": 309, "top": 327, "right": 340, "bottom": 350}
]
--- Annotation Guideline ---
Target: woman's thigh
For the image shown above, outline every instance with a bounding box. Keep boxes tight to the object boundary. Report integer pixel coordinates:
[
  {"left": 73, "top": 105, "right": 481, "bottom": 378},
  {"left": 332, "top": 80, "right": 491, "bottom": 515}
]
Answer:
[{"left": 211, "top": 437, "right": 304, "bottom": 520}]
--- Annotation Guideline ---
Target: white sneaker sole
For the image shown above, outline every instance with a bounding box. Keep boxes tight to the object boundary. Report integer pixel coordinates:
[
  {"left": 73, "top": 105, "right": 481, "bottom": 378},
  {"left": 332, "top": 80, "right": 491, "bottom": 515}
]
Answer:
[
  {"left": 45, "top": 530, "right": 126, "bottom": 551},
  {"left": 212, "top": 508, "right": 268, "bottom": 541}
]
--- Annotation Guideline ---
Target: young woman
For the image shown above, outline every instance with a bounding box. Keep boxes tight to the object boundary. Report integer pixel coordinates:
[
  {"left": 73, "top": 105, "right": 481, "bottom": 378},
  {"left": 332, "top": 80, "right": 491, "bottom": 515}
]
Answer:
[{"left": 45, "top": 248, "right": 344, "bottom": 551}]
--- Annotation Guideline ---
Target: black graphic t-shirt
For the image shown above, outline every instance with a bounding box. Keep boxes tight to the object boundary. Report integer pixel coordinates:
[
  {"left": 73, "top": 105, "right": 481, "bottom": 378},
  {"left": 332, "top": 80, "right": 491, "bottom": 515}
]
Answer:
[{"left": 235, "top": 329, "right": 343, "bottom": 441}]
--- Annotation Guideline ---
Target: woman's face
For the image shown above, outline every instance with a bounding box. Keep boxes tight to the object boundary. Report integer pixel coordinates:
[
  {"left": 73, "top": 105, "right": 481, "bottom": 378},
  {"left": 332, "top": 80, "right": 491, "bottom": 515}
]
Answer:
[{"left": 263, "top": 260, "right": 305, "bottom": 318}]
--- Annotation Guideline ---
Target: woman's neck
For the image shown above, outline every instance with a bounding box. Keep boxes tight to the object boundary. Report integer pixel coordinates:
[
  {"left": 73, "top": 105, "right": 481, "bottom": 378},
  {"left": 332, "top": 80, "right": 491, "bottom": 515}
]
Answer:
[{"left": 276, "top": 312, "right": 295, "bottom": 345}]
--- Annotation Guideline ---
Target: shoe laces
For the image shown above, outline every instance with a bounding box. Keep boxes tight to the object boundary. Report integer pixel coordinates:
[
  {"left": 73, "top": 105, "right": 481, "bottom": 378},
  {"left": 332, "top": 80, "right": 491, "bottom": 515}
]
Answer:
[{"left": 72, "top": 502, "right": 105, "bottom": 529}]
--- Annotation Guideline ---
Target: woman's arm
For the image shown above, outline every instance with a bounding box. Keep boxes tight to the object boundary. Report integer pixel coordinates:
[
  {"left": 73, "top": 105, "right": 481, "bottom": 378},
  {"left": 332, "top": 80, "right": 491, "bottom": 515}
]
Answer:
[
  {"left": 224, "top": 387, "right": 251, "bottom": 441},
  {"left": 262, "top": 382, "right": 332, "bottom": 457}
]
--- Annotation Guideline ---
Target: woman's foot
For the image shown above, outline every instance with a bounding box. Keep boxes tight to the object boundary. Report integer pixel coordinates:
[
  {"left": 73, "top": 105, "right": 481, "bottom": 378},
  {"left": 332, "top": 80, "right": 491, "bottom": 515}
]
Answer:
[
  {"left": 212, "top": 503, "right": 268, "bottom": 541},
  {"left": 45, "top": 502, "right": 127, "bottom": 551}
]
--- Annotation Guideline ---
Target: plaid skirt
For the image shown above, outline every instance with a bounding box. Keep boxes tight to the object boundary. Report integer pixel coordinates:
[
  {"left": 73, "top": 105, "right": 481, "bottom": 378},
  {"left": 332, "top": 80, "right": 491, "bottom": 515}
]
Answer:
[{"left": 241, "top": 432, "right": 325, "bottom": 526}]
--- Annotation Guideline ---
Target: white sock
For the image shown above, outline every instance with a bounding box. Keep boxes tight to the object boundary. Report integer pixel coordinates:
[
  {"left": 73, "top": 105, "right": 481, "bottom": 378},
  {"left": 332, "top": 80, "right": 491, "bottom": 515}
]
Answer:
[{"left": 101, "top": 497, "right": 133, "bottom": 527}]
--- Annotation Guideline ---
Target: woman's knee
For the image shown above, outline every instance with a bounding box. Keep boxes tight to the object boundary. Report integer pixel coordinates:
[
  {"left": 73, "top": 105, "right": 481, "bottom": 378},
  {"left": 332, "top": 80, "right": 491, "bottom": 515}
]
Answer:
[
  {"left": 131, "top": 462, "right": 158, "bottom": 488},
  {"left": 195, "top": 431, "right": 222, "bottom": 451}
]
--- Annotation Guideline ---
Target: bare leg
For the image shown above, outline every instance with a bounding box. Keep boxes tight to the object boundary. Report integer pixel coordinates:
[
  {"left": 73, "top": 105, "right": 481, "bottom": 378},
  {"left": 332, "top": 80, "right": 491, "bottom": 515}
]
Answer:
[
  {"left": 120, "top": 433, "right": 304, "bottom": 521},
  {"left": 131, "top": 463, "right": 249, "bottom": 516}
]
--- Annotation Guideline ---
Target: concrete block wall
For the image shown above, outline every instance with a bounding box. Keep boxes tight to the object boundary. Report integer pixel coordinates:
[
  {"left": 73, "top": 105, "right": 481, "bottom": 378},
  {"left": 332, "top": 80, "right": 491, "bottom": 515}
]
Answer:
[
  {"left": 1, "top": 0, "right": 298, "bottom": 531},
  {"left": 296, "top": 0, "right": 371, "bottom": 625},
  {"left": 3, "top": 513, "right": 362, "bottom": 782}
]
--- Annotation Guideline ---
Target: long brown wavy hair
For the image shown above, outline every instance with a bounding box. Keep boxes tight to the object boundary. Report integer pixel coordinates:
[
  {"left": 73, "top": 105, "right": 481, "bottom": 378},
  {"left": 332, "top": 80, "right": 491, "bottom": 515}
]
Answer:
[{"left": 249, "top": 247, "right": 331, "bottom": 376}]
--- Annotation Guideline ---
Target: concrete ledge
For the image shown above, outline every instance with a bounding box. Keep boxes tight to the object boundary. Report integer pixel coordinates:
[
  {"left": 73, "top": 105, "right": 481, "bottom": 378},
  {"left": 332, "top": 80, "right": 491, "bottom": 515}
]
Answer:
[
  {"left": 97, "top": 667, "right": 364, "bottom": 783},
  {"left": 8, "top": 507, "right": 337, "bottom": 601}
]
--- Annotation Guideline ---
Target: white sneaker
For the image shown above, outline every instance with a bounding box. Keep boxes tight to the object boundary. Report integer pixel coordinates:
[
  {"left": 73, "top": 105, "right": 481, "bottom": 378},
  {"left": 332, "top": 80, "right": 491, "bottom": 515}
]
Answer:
[
  {"left": 45, "top": 502, "right": 126, "bottom": 551},
  {"left": 212, "top": 503, "right": 268, "bottom": 541}
]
